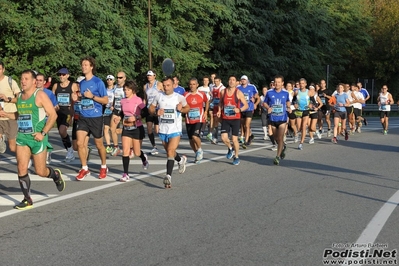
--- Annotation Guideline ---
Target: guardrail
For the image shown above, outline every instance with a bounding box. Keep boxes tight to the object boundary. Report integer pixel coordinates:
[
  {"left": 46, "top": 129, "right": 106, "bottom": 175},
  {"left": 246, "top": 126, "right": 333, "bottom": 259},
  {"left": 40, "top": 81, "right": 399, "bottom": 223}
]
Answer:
[{"left": 362, "top": 104, "right": 398, "bottom": 114}]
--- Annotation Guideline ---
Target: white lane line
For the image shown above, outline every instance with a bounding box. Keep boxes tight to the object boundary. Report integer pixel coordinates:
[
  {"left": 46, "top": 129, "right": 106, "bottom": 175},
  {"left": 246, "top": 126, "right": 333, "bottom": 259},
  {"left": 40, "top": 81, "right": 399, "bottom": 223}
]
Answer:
[
  {"left": 0, "top": 145, "right": 268, "bottom": 219},
  {"left": 0, "top": 194, "right": 58, "bottom": 206},
  {"left": 342, "top": 190, "right": 399, "bottom": 266}
]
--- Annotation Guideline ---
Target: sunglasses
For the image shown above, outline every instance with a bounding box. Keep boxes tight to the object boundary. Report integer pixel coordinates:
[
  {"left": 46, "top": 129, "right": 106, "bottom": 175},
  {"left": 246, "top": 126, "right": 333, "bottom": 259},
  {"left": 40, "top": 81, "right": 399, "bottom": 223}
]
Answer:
[
  {"left": 106, "top": 79, "right": 114, "bottom": 81},
  {"left": 117, "top": 77, "right": 124, "bottom": 79}
]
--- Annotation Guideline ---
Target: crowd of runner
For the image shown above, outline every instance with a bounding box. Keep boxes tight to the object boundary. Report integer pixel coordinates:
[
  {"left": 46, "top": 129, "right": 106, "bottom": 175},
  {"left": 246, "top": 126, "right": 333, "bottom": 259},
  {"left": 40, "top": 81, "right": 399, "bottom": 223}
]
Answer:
[{"left": 0, "top": 57, "right": 395, "bottom": 209}]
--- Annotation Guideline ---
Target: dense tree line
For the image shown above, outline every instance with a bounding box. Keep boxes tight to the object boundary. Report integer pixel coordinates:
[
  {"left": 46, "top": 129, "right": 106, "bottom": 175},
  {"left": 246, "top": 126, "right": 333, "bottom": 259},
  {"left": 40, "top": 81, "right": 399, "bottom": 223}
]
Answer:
[{"left": 0, "top": 0, "right": 397, "bottom": 97}]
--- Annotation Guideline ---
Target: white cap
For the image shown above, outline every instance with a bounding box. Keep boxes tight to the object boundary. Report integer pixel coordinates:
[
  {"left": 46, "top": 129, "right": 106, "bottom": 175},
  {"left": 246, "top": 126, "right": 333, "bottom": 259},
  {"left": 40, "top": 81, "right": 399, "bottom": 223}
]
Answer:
[
  {"left": 106, "top": 75, "right": 115, "bottom": 80},
  {"left": 240, "top": 75, "right": 249, "bottom": 80},
  {"left": 309, "top": 85, "right": 315, "bottom": 89},
  {"left": 147, "top": 70, "right": 155, "bottom": 76},
  {"left": 76, "top": 76, "right": 85, "bottom": 83}
]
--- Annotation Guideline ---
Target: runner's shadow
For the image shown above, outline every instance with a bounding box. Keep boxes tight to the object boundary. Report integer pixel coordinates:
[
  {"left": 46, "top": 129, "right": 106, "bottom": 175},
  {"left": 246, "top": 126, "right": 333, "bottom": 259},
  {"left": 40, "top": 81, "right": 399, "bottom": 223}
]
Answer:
[
  {"left": 336, "top": 190, "right": 399, "bottom": 205},
  {"left": 130, "top": 174, "right": 164, "bottom": 189}
]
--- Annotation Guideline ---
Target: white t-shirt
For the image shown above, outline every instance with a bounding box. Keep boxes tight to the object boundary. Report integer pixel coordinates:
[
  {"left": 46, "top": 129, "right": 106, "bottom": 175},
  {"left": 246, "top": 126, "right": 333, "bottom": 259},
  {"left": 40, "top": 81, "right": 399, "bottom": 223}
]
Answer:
[
  {"left": 0, "top": 76, "right": 21, "bottom": 120},
  {"left": 352, "top": 91, "right": 364, "bottom": 110},
  {"left": 379, "top": 92, "right": 391, "bottom": 111}
]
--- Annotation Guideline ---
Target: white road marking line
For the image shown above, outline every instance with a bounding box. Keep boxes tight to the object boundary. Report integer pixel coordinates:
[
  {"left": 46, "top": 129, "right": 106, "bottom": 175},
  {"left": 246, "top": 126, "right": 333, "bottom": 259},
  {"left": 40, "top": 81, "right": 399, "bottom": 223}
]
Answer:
[
  {"left": 341, "top": 190, "right": 399, "bottom": 265},
  {"left": 0, "top": 194, "right": 58, "bottom": 206},
  {"left": 0, "top": 146, "right": 266, "bottom": 218}
]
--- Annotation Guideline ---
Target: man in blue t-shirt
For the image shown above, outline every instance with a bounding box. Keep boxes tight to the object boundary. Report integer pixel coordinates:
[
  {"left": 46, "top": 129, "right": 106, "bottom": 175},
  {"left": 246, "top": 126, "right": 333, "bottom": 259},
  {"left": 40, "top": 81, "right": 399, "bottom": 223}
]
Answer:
[
  {"left": 75, "top": 56, "right": 109, "bottom": 181},
  {"left": 237, "top": 75, "right": 260, "bottom": 148},
  {"left": 263, "top": 75, "right": 291, "bottom": 165},
  {"left": 173, "top": 75, "right": 186, "bottom": 95}
]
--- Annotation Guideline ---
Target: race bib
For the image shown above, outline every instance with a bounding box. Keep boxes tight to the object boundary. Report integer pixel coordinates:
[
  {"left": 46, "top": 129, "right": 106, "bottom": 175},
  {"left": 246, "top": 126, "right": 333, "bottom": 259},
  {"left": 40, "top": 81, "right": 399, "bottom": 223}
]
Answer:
[
  {"left": 213, "top": 98, "right": 220, "bottom": 105},
  {"left": 123, "top": 116, "right": 137, "bottom": 130},
  {"left": 104, "top": 108, "right": 112, "bottom": 115},
  {"left": 17, "top": 114, "right": 33, "bottom": 134},
  {"left": 74, "top": 102, "right": 82, "bottom": 113},
  {"left": 272, "top": 104, "right": 283, "bottom": 116},
  {"left": 160, "top": 109, "right": 176, "bottom": 124},
  {"left": 244, "top": 93, "right": 249, "bottom": 101},
  {"left": 188, "top": 108, "right": 200, "bottom": 120},
  {"left": 57, "top": 93, "right": 70, "bottom": 106},
  {"left": 224, "top": 105, "right": 235, "bottom": 117},
  {"left": 381, "top": 104, "right": 386, "bottom": 111},
  {"left": 81, "top": 98, "right": 94, "bottom": 110},
  {"left": 321, "top": 98, "right": 326, "bottom": 104},
  {"left": 114, "top": 97, "right": 122, "bottom": 110}
]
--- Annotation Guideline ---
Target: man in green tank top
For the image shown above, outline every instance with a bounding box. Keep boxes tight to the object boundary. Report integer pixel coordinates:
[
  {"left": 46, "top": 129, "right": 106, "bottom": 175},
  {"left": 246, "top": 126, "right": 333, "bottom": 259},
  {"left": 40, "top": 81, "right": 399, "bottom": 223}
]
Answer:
[{"left": 0, "top": 70, "right": 65, "bottom": 210}]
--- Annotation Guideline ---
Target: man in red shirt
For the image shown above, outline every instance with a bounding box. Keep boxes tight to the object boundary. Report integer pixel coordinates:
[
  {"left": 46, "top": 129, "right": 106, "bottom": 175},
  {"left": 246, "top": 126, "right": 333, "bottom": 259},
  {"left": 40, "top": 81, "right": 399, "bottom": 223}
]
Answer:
[{"left": 184, "top": 78, "right": 209, "bottom": 163}]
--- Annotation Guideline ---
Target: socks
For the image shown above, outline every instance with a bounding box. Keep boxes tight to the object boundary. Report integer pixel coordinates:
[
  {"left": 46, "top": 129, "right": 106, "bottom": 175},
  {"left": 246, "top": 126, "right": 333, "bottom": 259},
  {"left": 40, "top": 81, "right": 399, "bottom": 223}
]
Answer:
[
  {"left": 174, "top": 152, "right": 181, "bottom": 162},
  {"left": 62, "top": 135, "right": 72, "bottom": 150},
  {"left": 166, "top": 158, "right": 174, "bottom": 175},
  {"left": 18, "top": 174, "right": 31, "bottom": 202},
  {"left": 269, "top": 134, "right": 276, "bottom": 145},
  {"left": 148, "top": 133, "right": 155, "bottom": 147},
  {"left": 139, "top": 150, "right": 146, "bottom": 163},
  {"left": 122, "top": 156, "right": 129, "bottom": 174}
]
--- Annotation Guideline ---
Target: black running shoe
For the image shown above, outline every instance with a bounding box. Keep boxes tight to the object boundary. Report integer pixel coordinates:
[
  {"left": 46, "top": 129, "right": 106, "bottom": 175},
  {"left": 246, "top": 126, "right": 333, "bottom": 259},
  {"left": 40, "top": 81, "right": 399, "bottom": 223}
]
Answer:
[
  {"left": 364, "top": 118, "right": 368, "bottom": 126},
  {"left": 54, "top": 169, "right": 66, "bottom": 192},
  {"left": 14, "top": 199, "right": 33, "bottom": 210}
]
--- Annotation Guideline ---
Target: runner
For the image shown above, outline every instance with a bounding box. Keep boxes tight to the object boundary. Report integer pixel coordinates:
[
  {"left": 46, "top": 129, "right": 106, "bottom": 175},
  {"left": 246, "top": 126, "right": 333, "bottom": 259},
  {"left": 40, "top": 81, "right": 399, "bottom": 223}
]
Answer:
[
  {"left": 184, "top": 78, "right": 209, "bottom": 164},
  {"left": 0, "top": 70, "right": 65, "bottom": 209},
  {"left": 103, "top": 74, "right": 116, "bottom": 154},
  {"left": 75, "top": 56, "right": 109, "bottom": 180},
  {"left": 198, "top": 75, "right": 212, "bottom": 138},
  {"left": 286, "top": 81, "right": 298, "bottom": 143},
  {"left": 173, "top": 75, "right": 186, "bottom": 95},
  {"left": 149, "top": 76, "right": 190, "bottom": 188},
  {"left": 207, "top": 76, "right": 225, "bottom": 144},
  {"left": 109, "top": 72, "right": 126, "bottom": 156},
  {"left": 238, "top": 75, "right": 260, "bottom": 149},
  {"left": 377, "top": 85, "right": 394, "bottom": 135},
  {"left": 331, "top": 84, "right": 350, "bottom": 143},
  {"left": 143, "top": 70, "right": 163, "bottom": 155},
  {"left": 217, "top": 75, "right": 248, "bottom": 166},
  {"left": 308, "top": 85, "right": 323, "bottom": 144},
  {"left": 259, "top": 86, "right": 269, "bottom": 140},
  {"left": 52, "top": 68, "right": 79, "bottom": 162},
  {"left": 263, "top": 75, "right": 291, "bottom": 165},
  {"left": 317, "top": 79, "right": 333, "bottom": 137},
  {"left": 351, "top": 83, "right": 365, "bottom": 133},
  {"left": 293, "top": 78, "right": 310, "bottom": 150},
  {"left": 357, "top": 82, "right": 370, "bottom": 126},
  {"left": 344, "top": 83, "right": 355, "bottom": 135},
  {"left": 0, "top": 61, "right": 21, "bottom": 154},
  {"left": 118, "top": 80, "right": 149, "bottom": 182}
]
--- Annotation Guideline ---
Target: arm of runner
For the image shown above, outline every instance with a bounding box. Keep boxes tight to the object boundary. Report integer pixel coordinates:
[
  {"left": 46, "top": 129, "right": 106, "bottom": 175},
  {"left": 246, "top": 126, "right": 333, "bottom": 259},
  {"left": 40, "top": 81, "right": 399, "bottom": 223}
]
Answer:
[
  {"left": 0, "top": 110, "right": 17, "bottom": 119},
  {"left": 237, "top": 90, "right": 248, "bottom": 113},
  {"left": 253, "top": 92, "right": 260, "bottom": 110},
  {"left": 33, "top": 90, "right": 58, "bottom": 141},
  {"left": 177, "top": 94, "right": 190, "bottom": 114},
  {"left": 388, "top": 93, "right": 394, "bottom": 104}
]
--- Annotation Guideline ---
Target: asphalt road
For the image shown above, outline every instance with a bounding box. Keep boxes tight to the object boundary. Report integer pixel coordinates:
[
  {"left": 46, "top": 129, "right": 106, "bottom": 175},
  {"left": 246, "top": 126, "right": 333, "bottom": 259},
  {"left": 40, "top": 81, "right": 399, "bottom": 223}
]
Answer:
[{"left": 0, "top": 117, "right": 398, "bottom": 266}]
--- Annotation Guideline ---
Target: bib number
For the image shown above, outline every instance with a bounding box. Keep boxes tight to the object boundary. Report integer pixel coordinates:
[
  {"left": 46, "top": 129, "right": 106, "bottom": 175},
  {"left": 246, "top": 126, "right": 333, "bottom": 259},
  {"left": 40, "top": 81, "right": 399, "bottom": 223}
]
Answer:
[
  {"left": 244, "top": 93, "right": 249, "bottom": 101},
  {"left": 123, "top": 116, "right": 137, "bottom": 130},
  {"left": 213, "top": 98, "right": 220, "bottom": 105},
  {"left": 381, "top": 104, "right": 386, "bottom": 111},
  {"left": 160, "top": 109, "right": 176, "bottom": 124},
  {"left": 224, "top": 106, "right": 235, "bottom": 117},
  {"left": 272, "top": 104, "right": 283, "bottom": 116},
  {"left": 188, "top": 108, "right": 200, "bottom": 120},
  {"left": 81, "top": 98, "right": 94, "bottom": 110},
  {"left": 17, "top": 114, "right": 33, "bottom": 134},
  {"left": 104, "top": 108, "right": 112, "bottom": 115},
  {"left": 57, "top": 93, "right": 70, "bottom": 106}
]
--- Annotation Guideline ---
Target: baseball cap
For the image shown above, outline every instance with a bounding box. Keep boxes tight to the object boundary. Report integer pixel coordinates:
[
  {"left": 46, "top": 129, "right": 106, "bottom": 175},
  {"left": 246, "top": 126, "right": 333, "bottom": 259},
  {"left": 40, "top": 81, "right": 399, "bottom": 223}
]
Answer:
[
  {"left": 58, "top": 68, "right": 69, "bottom": 75},
  {"left": 309, "top": 85, "right": 315, "bottom": 89},
  {"left": 240, "top": 75, "right": 249, "bottom": 80},
  {"left": 106, "top": 75, "right": 115, "bottom": 80},
  {"left": 76, "top": 76, "right": 85, "bottom": 83},
  {"left": 147, "top": 70, "right": 155, "bottom": 76}
]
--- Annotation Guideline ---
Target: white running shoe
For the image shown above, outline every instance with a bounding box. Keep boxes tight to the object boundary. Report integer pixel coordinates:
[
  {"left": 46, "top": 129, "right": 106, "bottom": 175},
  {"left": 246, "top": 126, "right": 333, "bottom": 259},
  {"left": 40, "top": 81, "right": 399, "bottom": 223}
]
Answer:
[
  {"left": 309, "top": 138, "right": 314, "bottom": 144},
  {"left": 271, "top": 145, "right": 277, "bottom": 151},
  {"left": 0, "top": 137, "right": 6, "bottom": 154},
  {"left": 163, "top": 174, "right": 172, "bottom": 188},
  {"left": 294, "top": 135, "right": 299, "bottom": 143},
  {"left": 120, "top": 173, "right": 130, "bottom": 182},
  {"left": 316, "top": 131, "right": 322, "bottom": 139},
  {"left": 142, "top": 154, "right": 149, "bottom": 170},
  {"left": 151, "top": 147, "right": 159, "bottom": 155},
  {"left": 197, "top": 149, "right": 203, "bottom": 161},
  {"left": 178, "top": 155, "right": 187, "bottom": 174},
  {"left": 65, "top": 147, "right": 75, "bottom": 162}
]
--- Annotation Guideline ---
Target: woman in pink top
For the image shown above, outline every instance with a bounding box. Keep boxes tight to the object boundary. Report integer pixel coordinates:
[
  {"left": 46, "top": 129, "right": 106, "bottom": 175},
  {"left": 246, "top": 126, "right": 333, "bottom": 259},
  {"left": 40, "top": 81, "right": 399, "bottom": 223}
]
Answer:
[{"left": 117, "top": 80, "right": 149, "bottom": 182}]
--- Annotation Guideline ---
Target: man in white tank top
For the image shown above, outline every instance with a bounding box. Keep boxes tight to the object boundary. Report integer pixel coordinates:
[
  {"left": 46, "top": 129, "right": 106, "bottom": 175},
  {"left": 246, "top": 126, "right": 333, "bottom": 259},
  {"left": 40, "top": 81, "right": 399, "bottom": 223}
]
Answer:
[
  {"left": 149, "top": 76, "right": 190, "bottom": 188},
  {"left": 377, "top": 85, "right": 394, "bottom": 135}
]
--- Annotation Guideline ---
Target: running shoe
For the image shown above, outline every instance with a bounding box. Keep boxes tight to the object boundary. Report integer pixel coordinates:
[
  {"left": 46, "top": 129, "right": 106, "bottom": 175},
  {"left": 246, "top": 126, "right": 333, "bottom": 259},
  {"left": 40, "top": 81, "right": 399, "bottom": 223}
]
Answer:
[
  {"left": 242, "top": 142, "right": 247, "bottom": 149},
  {"left": 206, "top": 133, "right": 213, "bottom": 141},
  {"left": 226, "top": 148, "right": 234, "bottom": 159},
  {"left": 271, "top": 145, "right": 277, "bottom": 151},
  {"left": 309, "top": 138, "right": 314, "bottom": 144},
  {"left": 76, "top": 168, "right": 90, "bottom": 181},
  {"left": 178, "top": 155, "right": 187, "bottom": 174},
  {"left": 163, "top": 174, "right": 172, "bottom": 188},
  {"left": 99, "top": 167, "right": 108, "bottom": 179},
  {"left": 239, "top": 136, "right": 244, "bottom": 144},
  {"left": 357, "top": 127, "right": 361, "bottom": 133},
  {"left": 263, "top": 135, "right": 268, "bottom": 141},
  {"left": 150, "top": 147, "right": 159, "bottom": 155},
  {"left": 111, "top": 147, "right": 121, "bottom": 156},
  {"left": 54, "top": 169, "right": 65, "bottom": 192},
  {"left": 332, "top": 137, "right": 338, "bottom": 144},
  {"left": 345, "top": 131, "right": 349, "bottom": 140},
  {"left": 273, "top": 156, "right": 280, "bottom": 165},
  {"left": 120, "top": 173, "right": 130, "bottom": 182},
  {"left": 142, "top": 154, "right": 149, "bottom": 170},
  {"left": 105, "top": 146, "right": 113, "bottom": 154},
  {"left": 327, "top": 129, "right": 331, "bottom": 137},
  {"left": 232, "top": 157, "right": 240, "bottom": 166},
  {"left": 294, "top": 135, "right": 299, "bottom": 143},
  {"left": 248, "top": 134, "right": 254, "bottom": 145},
  {"left": 14, "top": 198, "right": 33, "bottom": 210},
  {"left": 316, "top": 131, "right": 322, "bottom": 139},
  {"left": 199, "top": 132, "right": 204, "bottom": 139},
  {"left": 364, "top": 118, "right": 368, "bottom": 126},
  {"left": 197, "top": 149, "right": 203, "bottom": 161},
  {"left": 280, "top": 145, "right": 287, "bottom": 160},
  {"left": 211, "top": 138, "right": 218, "bottom": 145},
  {"left": 65, "top": 147, "right": 75, "bottom": 162},
  {"left": 46, "top": 151, "right": 52, "bottom": 165},
  {"left": 129, "top": 148, "right": 135, "bottom": 159},
  {"left": 384, "top": 130, "right": 387, "bottom": 135},
  {"left": 87, "top": 146, "right": 92, "bottom": 162},
  {"left": 0, "top": 137, "right": 6, "bottom": 154},
  {"left": 298, "top": 143, "right": 303, "bottom": 150}
]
